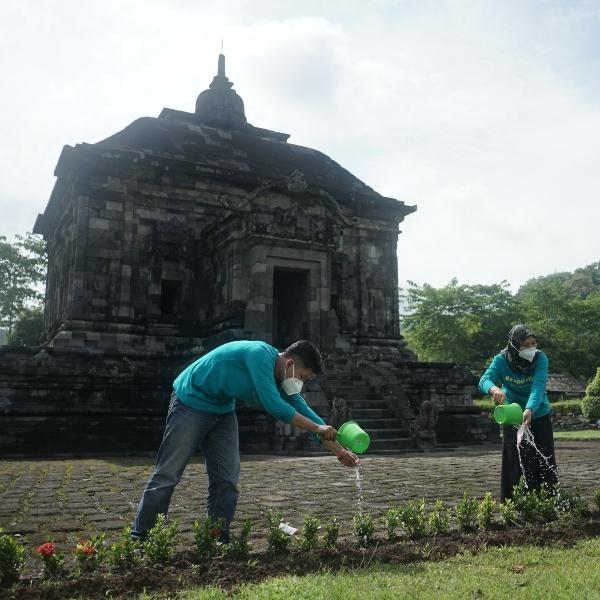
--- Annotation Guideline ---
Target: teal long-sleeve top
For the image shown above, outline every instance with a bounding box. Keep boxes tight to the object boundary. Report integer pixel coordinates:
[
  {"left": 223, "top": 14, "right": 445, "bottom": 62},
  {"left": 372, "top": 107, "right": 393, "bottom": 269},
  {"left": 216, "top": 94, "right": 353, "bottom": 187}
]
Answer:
[
  {"left": 173, "top": 341, "right": 325, "bottom": 431},
  {"left": 478, "top": 351, "right": 551, "bottom": 419}
]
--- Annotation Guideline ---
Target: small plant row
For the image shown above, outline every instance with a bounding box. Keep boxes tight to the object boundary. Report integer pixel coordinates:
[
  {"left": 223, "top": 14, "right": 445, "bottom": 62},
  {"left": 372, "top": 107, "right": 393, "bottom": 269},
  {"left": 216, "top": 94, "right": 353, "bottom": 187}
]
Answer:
[{"left": 1, "top": 484, "right": 599, "bottom": 588}]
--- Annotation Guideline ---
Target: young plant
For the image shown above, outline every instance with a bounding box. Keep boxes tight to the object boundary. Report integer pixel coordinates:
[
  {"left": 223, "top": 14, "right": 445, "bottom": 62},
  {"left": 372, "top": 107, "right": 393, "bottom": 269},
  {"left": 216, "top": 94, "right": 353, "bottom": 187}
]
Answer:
[
  {"left": 511, "top": 478, "right": 541, "bottom": 522},
  {"left": 322, "top": 516, "right": 340, "bottom": 550},
  {"left": 352, "top": 512, "right": 375, "bottom": 548},
  {"left": 297, "top": 513, "right": 320, "bottom": 551},
  {"left": 382, "top": 508, "right": 401, "bottom": 541},
  {"left": 555, "top": 486, "right": 588, "bottom": 520},
  {"left": 537, "top": 484, "right": 558, "bottom": 523},
  {"left": 193, "top": 516, "right": 226, "bottom": 559},
  {"left": 428, "top": 500, "right": 450, "bottom": 535},
  {"left": 265, "top": 509, "right": 291, "bottom": 553},
  {"left": 455, "top": 493, "right": 478, "bottom": 532},
  {"left": 399, "top": 499, "right": 427, "bottom": 539},
  {"left": 143, "top": 513, "right": 178, "bottom": 563},
  {"left": 0, "top": 529, "right": 25, "bottom": 587},
  {"left": 477, "top": 492, "right": 496, "bottom": 530},
  {"left": 222, "top": 520, "right": 252, "bottom": 560},
  {"left": 35, "top": 540, "right": 64, "bottom": 580},
  {"left": 499, "top": 499, "right": 518, "bottom": 526},
  {"left": 594, "top": 488, "right": 600, "bottom": 513},
  {"left": 108, "top": 526, "right": 141, "bottom": 570},
  {"left": 74, "top": 533, "right": 106, "bottom": 573}
]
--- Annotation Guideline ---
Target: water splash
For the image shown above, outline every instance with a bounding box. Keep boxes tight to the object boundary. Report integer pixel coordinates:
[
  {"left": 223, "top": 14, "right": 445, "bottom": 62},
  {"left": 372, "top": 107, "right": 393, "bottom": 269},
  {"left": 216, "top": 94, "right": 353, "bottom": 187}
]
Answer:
[
  {"left": 354, "top": 463, "right": 365, "bottom": 513},
  {"left": 515, "top": 425, "right": 560, "bottom": 489}
]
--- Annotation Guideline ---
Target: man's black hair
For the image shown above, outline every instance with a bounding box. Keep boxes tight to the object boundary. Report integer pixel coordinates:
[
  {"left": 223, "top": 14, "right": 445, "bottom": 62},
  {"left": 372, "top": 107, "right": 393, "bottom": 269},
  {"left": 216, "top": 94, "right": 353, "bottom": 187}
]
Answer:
[{"left": 283, "top": 340, "right": 323, "bottom": 375}]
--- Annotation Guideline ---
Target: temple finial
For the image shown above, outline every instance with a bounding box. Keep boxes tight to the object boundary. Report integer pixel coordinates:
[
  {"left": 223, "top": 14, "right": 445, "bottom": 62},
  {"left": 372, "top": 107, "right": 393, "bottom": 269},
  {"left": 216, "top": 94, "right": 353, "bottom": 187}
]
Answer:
[{"left": 218, "top": 53, "right": 225, "bottom": 78}]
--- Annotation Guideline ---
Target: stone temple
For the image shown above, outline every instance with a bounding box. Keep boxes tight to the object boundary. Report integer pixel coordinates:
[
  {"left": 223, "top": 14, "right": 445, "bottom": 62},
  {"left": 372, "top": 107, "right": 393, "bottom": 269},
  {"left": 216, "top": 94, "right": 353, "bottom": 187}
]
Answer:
[{"left": 0, "top": 55, "right": 498, "bottom": 454}]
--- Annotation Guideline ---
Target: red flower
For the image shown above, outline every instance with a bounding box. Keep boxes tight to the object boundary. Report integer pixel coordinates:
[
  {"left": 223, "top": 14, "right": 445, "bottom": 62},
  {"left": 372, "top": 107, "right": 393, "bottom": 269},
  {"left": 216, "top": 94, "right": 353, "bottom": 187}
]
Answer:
[
  {"left": 36, "top": 542, "right": 56, "bottom": 557},
  {"left": 82, "top": 545, "right": 97, "bottom": 556},
  {"left": 209, "top": 527, "right": 222, "bottom": 539}
]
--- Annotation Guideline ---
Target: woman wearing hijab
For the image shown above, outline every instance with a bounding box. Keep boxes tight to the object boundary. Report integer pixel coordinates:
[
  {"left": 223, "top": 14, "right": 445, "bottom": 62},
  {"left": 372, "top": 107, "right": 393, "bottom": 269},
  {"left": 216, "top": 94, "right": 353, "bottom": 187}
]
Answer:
[{"left": 479, "top": 324, "right": 558, "bottom": 501}]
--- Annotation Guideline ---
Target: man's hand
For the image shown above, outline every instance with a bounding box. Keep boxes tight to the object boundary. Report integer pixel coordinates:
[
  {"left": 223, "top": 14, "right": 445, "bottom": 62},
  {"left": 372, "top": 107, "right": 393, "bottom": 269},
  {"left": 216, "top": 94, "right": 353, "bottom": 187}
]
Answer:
[
  {"left": 336, "top": 448, "right": 359, "bottom": 467},
  {"left": 490, "top": 386, "right": 506, "bottom": 405},
  {"left": 522, "top": 408, "right": 533, "bottom": 428},
  {"left": 317, "top": 424, "right": 337, "bottom": 441}
]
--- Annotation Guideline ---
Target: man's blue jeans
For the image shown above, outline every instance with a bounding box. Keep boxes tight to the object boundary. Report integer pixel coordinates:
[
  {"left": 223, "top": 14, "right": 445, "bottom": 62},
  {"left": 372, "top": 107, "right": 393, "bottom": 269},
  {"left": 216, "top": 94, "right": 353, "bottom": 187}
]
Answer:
[{"left": 131, "top": 393, "right": 240, "bottom": 542}]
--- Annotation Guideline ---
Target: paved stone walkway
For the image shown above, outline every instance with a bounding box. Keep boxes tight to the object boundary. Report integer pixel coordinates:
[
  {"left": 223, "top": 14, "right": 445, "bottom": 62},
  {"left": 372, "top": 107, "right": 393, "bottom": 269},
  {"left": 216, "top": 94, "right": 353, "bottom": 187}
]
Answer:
[{"left": 1, "top": 441, "right": 599, "bottom": 548}]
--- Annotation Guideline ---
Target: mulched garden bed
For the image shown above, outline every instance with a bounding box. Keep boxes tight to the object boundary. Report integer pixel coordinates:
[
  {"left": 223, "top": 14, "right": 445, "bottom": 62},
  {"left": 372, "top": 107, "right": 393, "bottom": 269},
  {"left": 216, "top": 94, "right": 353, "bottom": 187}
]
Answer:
[{"left": 3, "top": 518, "right": 600, "bottom": 600}]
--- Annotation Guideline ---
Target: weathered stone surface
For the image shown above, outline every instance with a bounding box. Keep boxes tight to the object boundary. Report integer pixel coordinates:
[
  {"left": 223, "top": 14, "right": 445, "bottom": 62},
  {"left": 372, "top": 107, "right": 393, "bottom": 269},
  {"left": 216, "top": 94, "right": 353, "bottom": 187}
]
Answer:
[{"left": 0, "top": 54, "right": 495, "bottom": 455}]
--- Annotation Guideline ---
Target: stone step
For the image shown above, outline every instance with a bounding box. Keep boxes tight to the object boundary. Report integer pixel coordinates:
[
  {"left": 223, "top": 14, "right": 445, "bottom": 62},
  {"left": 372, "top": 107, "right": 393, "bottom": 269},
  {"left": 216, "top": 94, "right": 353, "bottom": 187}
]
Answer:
[
  {"left": 368, "top": 438, "right": 416, "bottom": 451},
  {"left": 366, "top": 428, "right": 411, "bottom": 440},
  {"left": 354, "top": 418, "right": 405, "bottom": 429},
  {"left": 351, "top": 408, "right": 397, "bottom": 419}
]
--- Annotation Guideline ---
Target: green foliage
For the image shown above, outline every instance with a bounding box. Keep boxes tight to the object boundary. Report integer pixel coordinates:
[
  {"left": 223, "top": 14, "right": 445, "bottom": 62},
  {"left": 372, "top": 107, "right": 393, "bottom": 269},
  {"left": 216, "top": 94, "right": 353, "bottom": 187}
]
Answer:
[
  {"left": 222, "top": 520, "right": 252, "bottom": 560},
  {"left": 582, "top": 368, "right": 600, "bottom": 421},
  {"left": 108, "top": 526, "right": 141, "bottom": 570},
  {"left": 264, "top": 509, "right": 291, "bottom": 553},
  {"left": 0, "top": 528, "right": 25, "bottom": 587},
  {"left": 297, "top": 513, "right": 320, "bottom": 551},
  {"left": 74, "top": 533, "right": 107, "bottom": 573},
  {"left": 428, "top": 499, "right": 450, "bottom": 535},
  {"left": 382, "top": 508, "right": 401, "bottom": 541},
  {"left": 322, "top": 516, "right": 340, "bottom": 550},
  {"left": 6, "top": 306, "right": 44, "bottom": 346},
  {"left": 498, "top": 499, "right": 518, "bottom": 526},
  {"left": 352, "top": 512, "right": 375, "bottom": 548},
  {"left": 398, "top": 499, "right": 427, "bottom": 539},
  {"left": 536, "top": 485, "right": 558, "bottom": 523},
  {"left": 477, "top": 492, "right": 496, "bottom": 530},
  {"left": 511, "top": 478, "right": 539, "bottom": 521},
  {"left": 0, "top": 233, "right": 46, "bottom": 337},
  {"left": 401, "top": 262, "right": 600, "bottom": 380},
  {"left": 555, "top": 486, "right": 588, "bottom": 520},
  {"left": 143, "top": 513, "right": 178, "bottom": 563},
  {"left": 454, "top": 493, "right": 478, "bottom": 532},
  {"left": 402, "top": 279, "right": 519, "bottom": 372},
  {"left": 594, "top": 489, "right": 600, "bottom": 513},
  {"left": 193, "top": 516, "right": 226, "bottom": 559}
]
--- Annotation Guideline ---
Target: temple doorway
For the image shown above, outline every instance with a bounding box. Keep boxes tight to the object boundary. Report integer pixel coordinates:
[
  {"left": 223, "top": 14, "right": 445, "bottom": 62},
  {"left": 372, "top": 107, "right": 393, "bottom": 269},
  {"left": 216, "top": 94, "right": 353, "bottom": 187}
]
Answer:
[{"left": 273, "top": 268, "right": 309, "bottom": 348}]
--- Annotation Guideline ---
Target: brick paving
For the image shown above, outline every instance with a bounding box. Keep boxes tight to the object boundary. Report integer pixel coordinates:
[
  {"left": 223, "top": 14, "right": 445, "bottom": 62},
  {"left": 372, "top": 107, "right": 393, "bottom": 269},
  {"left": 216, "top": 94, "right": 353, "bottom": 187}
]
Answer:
[{"left": 1, "top": 441, "right": 599, "bottom": 549}]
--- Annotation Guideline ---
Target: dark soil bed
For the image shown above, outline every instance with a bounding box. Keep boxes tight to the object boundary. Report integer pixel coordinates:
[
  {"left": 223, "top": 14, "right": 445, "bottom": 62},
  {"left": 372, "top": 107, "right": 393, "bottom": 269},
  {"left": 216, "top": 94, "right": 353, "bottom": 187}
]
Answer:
[{"left": 3, "top": 518, "right": 600, "bottom": 600}]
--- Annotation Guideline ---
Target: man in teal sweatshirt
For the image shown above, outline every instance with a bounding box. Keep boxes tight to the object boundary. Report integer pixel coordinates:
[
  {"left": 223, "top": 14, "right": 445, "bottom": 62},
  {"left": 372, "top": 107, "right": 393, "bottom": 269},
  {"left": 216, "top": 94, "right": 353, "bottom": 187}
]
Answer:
[{"left": 132, "top": 339, "right": 358, "bottom": 541}]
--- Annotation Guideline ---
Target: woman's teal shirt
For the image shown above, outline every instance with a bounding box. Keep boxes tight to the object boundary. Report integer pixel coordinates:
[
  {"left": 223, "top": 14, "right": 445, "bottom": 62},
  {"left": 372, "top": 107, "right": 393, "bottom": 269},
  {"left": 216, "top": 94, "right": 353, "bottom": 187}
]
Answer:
[{"left": 479, "top": 351, "right": 551, "bottom": 418}]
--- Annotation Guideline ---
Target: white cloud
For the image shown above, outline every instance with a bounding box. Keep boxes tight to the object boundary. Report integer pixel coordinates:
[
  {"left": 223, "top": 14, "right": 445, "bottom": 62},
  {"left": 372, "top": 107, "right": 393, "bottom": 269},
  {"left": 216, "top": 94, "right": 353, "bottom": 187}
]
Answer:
[{"left": 0, "top": 0, "right": 599, "bottom": 291}]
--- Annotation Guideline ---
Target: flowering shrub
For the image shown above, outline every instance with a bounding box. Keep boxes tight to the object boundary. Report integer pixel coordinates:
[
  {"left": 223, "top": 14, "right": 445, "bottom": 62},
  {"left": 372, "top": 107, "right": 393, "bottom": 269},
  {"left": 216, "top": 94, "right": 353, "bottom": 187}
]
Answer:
[
  {"left": 143, "top": 514, "right": 178, "bottom": 564},
  {"left": 297, "top": 513, "right": 320, "bottom": 551},
  {"left": 74, "top": 533, "right": 106, "bottom": 573},
  {"left": 428, "top": 500, "right": 450, "bottom": 535},
  {"left": 0, "top": 529, "right": 25, "bottom": 587},
  {"left": 352, "top": 512, "right": 375, "bottom": 548},
  {"left": 108, "top": 526, "right": 141, "bottom": 570},
  {"left": 193, "top": 516, "right": 225, "bottom": 559},
  {"left": 322, "top": 516, "right": 340, "bottom": 550},
  {"left": 35, "top": 540, "right": 64, "bottom": 580}
]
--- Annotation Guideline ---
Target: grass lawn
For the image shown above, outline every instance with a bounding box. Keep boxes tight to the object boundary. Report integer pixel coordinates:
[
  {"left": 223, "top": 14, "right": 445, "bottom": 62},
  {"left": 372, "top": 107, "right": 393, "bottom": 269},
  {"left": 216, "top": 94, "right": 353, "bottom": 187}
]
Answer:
[
  {"left": 148, "top": 537, "right": 600, "bottom": 600},
  {"left": 554, "top": 429, "right": 600, "bottom": 440}
]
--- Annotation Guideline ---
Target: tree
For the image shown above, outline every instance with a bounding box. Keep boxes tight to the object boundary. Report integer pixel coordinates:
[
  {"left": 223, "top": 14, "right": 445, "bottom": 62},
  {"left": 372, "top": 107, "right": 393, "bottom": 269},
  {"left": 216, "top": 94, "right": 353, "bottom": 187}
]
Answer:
[
  {"left": 0, "top": 233, "right": 47, "bottom": 337},
  {"left": 401, "top": 279, "right": 521, "bottom": 372},
  {"left": 7, "top": 307, "right": 44, "bottom": 346}
]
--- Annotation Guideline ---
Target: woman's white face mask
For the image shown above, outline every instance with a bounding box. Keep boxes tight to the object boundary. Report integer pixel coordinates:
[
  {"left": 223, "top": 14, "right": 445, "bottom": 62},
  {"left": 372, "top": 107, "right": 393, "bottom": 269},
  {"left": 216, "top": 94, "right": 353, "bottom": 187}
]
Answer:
[
  {"left": 281, "top": 361, "right": 303, "bottom": 395},
  {"left": 518, "top": 347, "right": 538, "bottom": 362}
]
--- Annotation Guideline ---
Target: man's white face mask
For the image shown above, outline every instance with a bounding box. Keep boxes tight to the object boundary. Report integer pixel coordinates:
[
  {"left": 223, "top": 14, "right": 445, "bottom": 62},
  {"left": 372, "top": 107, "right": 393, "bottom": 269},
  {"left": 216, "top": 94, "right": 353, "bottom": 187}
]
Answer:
[{"left": 281, "top": 361, "right": 303, "bottom": 395}]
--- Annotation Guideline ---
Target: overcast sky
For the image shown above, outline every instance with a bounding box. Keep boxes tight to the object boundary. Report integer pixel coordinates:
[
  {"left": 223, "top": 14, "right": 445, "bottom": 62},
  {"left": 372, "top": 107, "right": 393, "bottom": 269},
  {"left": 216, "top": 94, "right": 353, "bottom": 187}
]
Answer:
[{"left": 1, "top": 0, "right": 599, "bottom": 290}]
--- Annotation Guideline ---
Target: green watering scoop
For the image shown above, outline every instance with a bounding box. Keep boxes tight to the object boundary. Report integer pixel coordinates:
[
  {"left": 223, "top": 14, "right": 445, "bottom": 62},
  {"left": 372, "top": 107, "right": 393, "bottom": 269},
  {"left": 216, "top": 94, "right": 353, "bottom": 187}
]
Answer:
[
  {"left": 493, "top": 402, "right": 524, "bottom": 426},
  {"left": 336, "top": 420, "right": 370, "bottom": 454}
]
